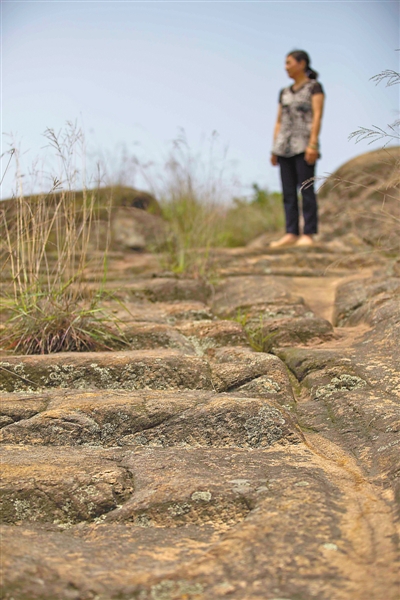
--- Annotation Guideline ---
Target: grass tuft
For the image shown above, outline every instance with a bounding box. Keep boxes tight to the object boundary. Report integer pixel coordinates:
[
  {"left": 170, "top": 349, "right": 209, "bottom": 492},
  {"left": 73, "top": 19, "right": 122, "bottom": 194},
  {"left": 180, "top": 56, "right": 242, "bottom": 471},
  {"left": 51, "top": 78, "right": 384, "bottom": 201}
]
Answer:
[
  {"left": 0, "top": 123, "right": 127, "bottom": 355},
  {"left": 233, "top": 310, "right": 277, "bottom": 353},
  {"left": 2, "top": 296, "right": 128, "bottom": 355}
]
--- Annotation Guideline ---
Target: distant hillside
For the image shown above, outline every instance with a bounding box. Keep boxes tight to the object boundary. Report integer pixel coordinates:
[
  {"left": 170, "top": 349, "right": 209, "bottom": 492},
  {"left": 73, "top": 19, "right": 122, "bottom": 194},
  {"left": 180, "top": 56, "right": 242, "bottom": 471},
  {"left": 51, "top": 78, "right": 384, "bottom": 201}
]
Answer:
[
  {"left": 0, "top": 186, "right": 165, "bottom": 252},
  {"left": 318, "top": 146, "right": 399, "bottom": 250}
]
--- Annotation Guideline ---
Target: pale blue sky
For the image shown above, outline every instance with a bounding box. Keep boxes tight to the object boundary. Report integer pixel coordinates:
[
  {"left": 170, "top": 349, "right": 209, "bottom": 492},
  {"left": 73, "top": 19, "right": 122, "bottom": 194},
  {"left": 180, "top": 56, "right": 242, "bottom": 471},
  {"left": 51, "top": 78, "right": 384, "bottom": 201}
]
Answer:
[{"left": 1, "top": 1, "right": 399, "bottom": 200}]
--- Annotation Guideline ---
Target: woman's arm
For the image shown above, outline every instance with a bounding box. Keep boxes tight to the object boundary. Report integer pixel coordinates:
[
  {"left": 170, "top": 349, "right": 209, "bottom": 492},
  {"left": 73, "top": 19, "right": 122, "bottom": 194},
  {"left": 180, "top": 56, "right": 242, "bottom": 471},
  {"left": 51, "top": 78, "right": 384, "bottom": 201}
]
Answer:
[
  {"left": 305, "top": 93, "right": 325, "bottom": 165},
  {"left": 271, "top": 104, "right": 282, "bottom": 166}
]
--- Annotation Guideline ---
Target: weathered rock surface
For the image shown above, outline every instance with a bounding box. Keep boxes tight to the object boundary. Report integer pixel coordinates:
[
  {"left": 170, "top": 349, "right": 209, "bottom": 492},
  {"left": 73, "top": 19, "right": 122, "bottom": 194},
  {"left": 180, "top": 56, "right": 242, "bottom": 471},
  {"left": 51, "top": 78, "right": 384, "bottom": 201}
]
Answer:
[
  {"left": 333, "top": 276, "right": 400, "bottom": 327},
  {"left": 0, "top": 350, "right": 214, "bottom": 393},
  {"left": 318, "top": 146, "right": 400, "bottom": 251},
  {"left": 1, "top": 210, "right": 400, "bottom": 599},
  {"left": 176, "top": 320, "right": 248, "bottom": 355},
  {"left": 0, "top": 389, "right": 301, "bottom": 448},
  {"left": 122, "top": 321, "right": 197, "bottom": 353},
  {"left": 277, "top": 274, "right": 400, "bottom": 517},
  {"left": 111, "top": 206, "right": 166, "bottom": 251},
  {"left": 212, "top": 275, "right": 302, "bottom": 318},
  {"left": 1, "top": 445, "right": 398, "bottom": 599},
  {"left": 1, "top": 446, "right": 133, "bottom": 524},
  {"left": 122, "top": 277, "right": 213, "bottom": 303}
]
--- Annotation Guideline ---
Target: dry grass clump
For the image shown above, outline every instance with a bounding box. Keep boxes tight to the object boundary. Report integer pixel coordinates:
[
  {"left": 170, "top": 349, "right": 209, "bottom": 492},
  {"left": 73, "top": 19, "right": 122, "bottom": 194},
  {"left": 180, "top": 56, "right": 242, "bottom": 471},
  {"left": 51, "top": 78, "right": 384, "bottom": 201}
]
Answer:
[
  {"left": 0, "top": 123, "right": 128, "bottom": 355},
  {"left": 3, "top": 298, "right": 126, "bottom": 355},
  {"left": 160, "top": 194, "right": 224, "bottom": 277},
  {"left": 140, "top": 132, "right": 231, "bottom": 277}
]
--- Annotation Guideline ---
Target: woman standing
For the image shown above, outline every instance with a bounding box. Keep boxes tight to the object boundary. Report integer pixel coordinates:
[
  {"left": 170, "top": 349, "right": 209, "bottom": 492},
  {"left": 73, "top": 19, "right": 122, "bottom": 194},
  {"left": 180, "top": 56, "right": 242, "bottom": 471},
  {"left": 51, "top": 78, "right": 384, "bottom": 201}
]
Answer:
[{"left": 270, "top": 50, "right": 325, "bottom": 247}]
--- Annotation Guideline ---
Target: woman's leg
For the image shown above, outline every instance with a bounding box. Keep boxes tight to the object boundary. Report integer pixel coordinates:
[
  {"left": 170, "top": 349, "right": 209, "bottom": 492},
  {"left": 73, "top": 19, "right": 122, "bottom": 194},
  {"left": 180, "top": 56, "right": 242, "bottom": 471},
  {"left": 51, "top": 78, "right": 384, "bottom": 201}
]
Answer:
[
  {"left": 294, "top": 154, "right": 318, "bottom": 235},
  {"left": 278, "top": 155, "right": 300, "bottom": 236},
  {"left": 270, "top": 157, "right": 299, "bottom": 247}
]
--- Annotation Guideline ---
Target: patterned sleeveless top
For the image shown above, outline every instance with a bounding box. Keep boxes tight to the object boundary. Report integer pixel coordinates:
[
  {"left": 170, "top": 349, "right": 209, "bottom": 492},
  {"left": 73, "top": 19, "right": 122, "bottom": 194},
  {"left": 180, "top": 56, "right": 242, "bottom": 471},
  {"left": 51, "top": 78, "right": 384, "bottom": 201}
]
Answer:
[{"left": 272, "top": 80, "right": 324, "bottom": 158}]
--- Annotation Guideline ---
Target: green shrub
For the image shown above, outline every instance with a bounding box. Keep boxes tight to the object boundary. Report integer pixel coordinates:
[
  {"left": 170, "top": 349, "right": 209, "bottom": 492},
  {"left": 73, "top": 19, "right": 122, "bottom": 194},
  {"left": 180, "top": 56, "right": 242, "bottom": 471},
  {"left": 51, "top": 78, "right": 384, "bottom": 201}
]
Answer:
[{"left": 219, "top": 184, "right": 284, "bottom": 247}]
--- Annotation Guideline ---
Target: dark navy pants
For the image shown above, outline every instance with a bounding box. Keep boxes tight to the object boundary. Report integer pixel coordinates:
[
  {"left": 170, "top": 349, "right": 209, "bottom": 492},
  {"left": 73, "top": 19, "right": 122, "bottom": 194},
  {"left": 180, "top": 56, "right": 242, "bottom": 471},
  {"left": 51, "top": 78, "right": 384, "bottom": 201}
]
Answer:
[{"left": 278, "top": 153, "right": 318, "bottom": 235}]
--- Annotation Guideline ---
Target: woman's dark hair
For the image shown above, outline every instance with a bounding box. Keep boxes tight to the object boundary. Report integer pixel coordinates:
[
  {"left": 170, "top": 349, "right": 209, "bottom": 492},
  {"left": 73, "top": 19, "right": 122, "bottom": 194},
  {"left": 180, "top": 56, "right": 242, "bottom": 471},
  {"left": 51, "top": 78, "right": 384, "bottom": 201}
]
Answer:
[{"left": 287, "top": 49, "right": 318, "bottom": 80}]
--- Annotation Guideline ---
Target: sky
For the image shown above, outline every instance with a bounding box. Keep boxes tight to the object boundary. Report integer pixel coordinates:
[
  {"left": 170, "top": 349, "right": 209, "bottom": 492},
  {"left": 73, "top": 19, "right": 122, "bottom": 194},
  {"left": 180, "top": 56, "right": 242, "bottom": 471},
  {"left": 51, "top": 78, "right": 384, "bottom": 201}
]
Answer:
[{"left": 1, "top": 0, "right": 399, "bottom": 201}]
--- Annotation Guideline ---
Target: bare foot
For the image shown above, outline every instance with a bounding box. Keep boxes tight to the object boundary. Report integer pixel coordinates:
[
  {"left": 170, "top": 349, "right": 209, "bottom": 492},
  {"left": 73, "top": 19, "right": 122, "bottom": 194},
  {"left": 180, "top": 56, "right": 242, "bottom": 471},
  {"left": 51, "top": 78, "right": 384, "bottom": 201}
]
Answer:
[
  {"left": 296, "top": 235, "right": 314, "bottom": 247},
  {"left": 269, "top": 234, "right": 298, "bottom": 248}
]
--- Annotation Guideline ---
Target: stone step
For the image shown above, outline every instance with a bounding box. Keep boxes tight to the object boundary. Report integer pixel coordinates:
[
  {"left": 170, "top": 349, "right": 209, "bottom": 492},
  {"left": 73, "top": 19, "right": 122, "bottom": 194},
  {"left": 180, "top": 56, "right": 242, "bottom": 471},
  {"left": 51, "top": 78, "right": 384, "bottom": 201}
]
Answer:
[
  {"left": 0, "top": 387, "right": 300, "bottom": 448},
  {"left": 0, "top": 346, "right": 292, "bottom": 395},
  {"left": 0, "top": 350, "right": 212, "bottom": 393},
  {"left": 121, "top": 319, "right": 248, "bottom": 354},
  {"left": 0, "top": 445, "right": 132, "bottom": 525},
  {"left": 0, "top": 445, "right": 298, "bottom": 527}
]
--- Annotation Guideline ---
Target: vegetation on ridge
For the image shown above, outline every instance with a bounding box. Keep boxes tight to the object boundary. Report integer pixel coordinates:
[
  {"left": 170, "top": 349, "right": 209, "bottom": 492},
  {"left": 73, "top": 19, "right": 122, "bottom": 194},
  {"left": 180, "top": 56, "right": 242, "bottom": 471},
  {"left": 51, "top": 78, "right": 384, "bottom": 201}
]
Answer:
[{"left": 138, "top": 132, "right": 283, "bottom": 277}]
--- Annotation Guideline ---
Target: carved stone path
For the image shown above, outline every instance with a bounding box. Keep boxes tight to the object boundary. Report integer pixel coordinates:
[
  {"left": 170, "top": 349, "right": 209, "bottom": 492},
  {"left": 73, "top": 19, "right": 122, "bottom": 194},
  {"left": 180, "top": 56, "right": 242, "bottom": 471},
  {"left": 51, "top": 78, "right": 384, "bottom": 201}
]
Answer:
[{"left": 1, "top": 243, "right": 399, "bottom": 600}]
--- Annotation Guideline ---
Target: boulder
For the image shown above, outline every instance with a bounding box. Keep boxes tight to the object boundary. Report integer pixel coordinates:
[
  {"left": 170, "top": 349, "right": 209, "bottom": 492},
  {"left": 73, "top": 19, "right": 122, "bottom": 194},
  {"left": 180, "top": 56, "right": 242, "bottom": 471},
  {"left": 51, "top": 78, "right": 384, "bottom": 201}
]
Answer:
[
  {"left": 111, "top": 206, "right": 166, "bottom": 251},
  {"left": 318, "top": 146, "right": 400, "bottom": 249}
]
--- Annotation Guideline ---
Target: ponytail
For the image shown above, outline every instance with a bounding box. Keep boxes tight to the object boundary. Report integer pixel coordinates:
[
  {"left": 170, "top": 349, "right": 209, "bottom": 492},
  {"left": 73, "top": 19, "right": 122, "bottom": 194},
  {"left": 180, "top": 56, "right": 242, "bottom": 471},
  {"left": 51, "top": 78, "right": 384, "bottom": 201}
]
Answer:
[
  {"left": 306, "top": 67, "right": 318, "bottom": 80},
  {"left": 288, "top": 50, "right": 319, "bottom": 80}
]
